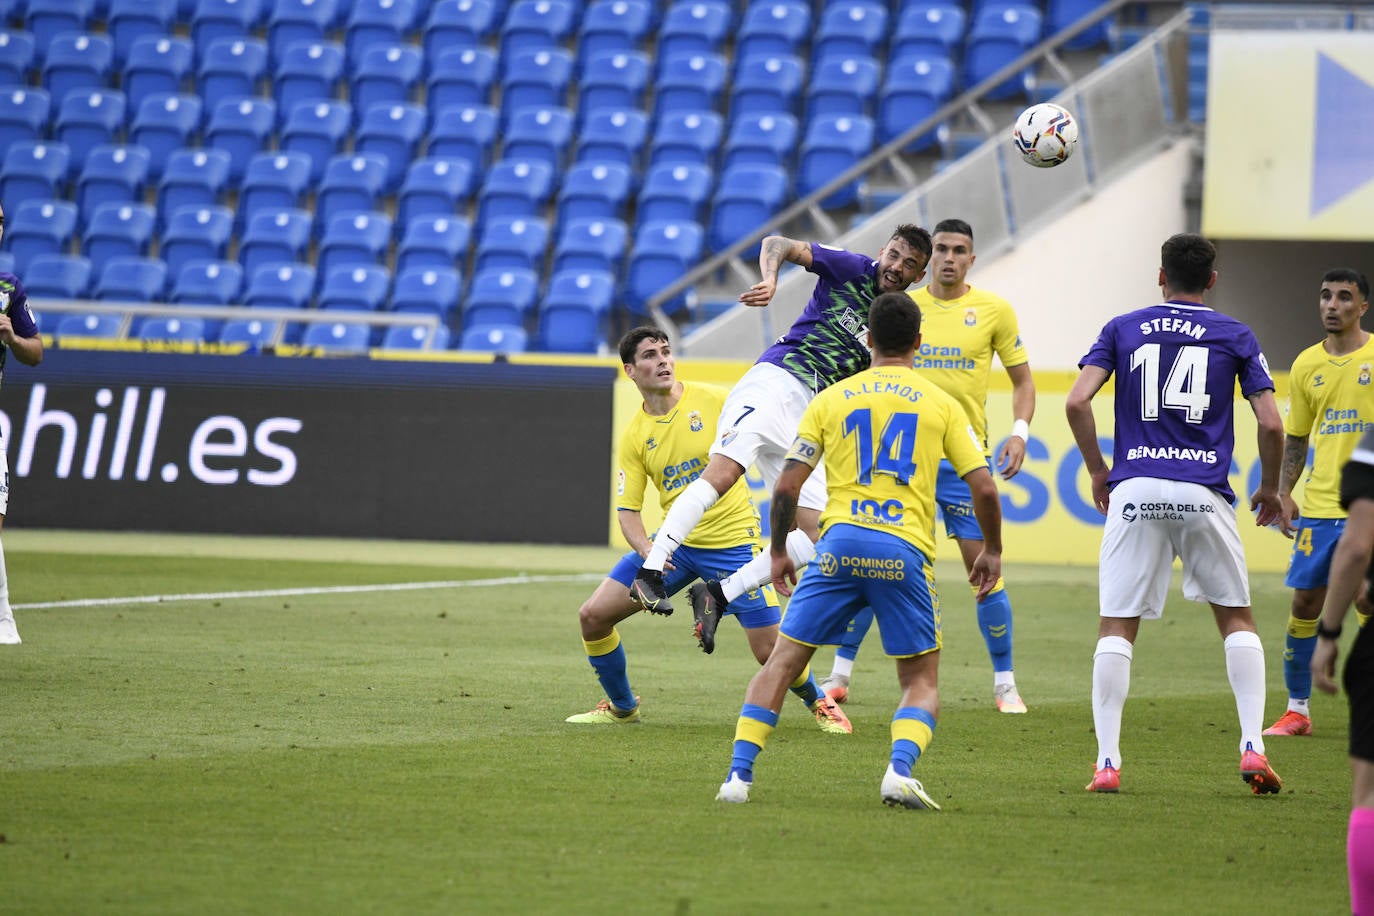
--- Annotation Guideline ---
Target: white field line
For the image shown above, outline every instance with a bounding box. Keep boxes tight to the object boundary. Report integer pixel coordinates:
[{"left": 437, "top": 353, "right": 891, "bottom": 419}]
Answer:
[{"left": 14, "top": 573, "right": 605, "bottom": 611}]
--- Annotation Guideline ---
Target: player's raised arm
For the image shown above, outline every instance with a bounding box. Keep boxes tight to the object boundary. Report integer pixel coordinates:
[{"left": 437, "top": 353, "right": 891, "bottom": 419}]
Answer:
[{"left": 739, "top": 235, "right": 813, "bottom": 308}]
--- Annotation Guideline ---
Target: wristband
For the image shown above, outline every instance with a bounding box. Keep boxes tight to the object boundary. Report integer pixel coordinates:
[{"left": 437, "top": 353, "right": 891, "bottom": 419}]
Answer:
[
  {"left": 1011, "top": 419, "right": 1030, "bottom": 442},
  {"left": 1316, "top": 619, "right": 1343, "bottom": 640}
]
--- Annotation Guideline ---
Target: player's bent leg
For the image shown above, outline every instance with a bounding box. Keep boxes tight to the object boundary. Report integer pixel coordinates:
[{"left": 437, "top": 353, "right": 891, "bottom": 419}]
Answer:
[
  {"left": 568, "top": 579, "right": 643, "bottom": 722},
  {"left": 1267, "top": 588, "right": 1320, "bottom": 735},
  {"left": 688, "top": 580, "right": 725, "bottom": 654},
  {"left": 884, "top": 655, "right": 940, "bottom": 809}
]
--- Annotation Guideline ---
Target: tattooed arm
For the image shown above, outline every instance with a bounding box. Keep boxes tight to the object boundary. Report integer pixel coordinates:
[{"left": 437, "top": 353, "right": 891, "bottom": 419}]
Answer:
[
  {"left": 739, "top": 235, "right": 814, "bottom": 308},
  {"left": 1275, "top": 432, "right": 1309, "bottom": 538}
]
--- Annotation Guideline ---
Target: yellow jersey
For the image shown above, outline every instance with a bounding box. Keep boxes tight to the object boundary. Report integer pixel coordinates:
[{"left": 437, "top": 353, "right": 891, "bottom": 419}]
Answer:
[
  {"left": 617, "top": 381, "right": 761, "bottom": 549},
  {"left": 1286, "top": 335, "right": 1374, "bottom": 518},
  {"left": 787, "top": 364, "right": 986, "bottom": 558},
  {"left": 911, "top": 284, "right": 1028, "bottom": 455}
]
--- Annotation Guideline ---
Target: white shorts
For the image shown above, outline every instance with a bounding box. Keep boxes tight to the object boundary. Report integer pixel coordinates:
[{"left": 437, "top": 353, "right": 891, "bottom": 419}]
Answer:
[
  {"left": 712, "top": 362, "right": 829, "bottom": 511},
  {"left": 1098, "top": 477, "right": 1250, "bottom": 618}
]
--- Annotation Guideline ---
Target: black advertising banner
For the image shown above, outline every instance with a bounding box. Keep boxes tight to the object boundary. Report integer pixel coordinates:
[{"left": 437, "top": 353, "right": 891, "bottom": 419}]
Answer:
[{"left": 0, "top": 351, "right": 617, "bottom": 544}]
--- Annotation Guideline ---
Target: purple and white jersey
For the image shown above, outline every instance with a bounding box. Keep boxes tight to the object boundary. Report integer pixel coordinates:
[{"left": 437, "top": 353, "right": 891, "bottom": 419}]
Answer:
[
  {"left": 0, "top": 271, "right": 38, "bottom": 339},
  {"left": 756, "top": 244, "right": 879, "bottom": 394},
  {"left": 1079, "top": 300, "right": 1274, "bottom": 503}
]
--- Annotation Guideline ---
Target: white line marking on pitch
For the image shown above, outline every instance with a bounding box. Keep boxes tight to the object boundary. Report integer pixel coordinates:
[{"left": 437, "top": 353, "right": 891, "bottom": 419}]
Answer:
[{"left": 13, "top": 573, "right": 605, "bottom": 610}]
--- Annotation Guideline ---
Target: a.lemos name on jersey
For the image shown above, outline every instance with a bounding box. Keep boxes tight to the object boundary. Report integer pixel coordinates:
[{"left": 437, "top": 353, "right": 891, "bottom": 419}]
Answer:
[
  {"left": 842, "top": 380, "right": 926, "bottom": 403},
  {"left": 1138, "top": 316, "right": 1208, "bottom": 339},
  {"left": 1124, "top": 445, "right": 1219, "bottom": 463},
  {"left": 915, "top": 343, "right": 975, "bottom": 371},
  {"left": 1318, "top": 407, "right": 1374, "bottom": 436}
]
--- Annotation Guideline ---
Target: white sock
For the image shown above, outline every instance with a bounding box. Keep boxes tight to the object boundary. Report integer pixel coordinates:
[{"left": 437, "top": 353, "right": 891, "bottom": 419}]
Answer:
[
  {"left": 829, "top": 655, "right": 854, "bottom": 680},
  {"left": 1092, "top": 635, "right": 1133, "bottom": 770},
  {"left": 721, "top": 528, "right": 815, "bottom": 602},
  {"left": 994, "top": 670, "right": 1016, "bottom": 689},
  {"left": 643, "top": 477, "right": 719, "bottom": 571},
  {"left": 1288, "top": 697, "right": 1310, "bottom": 716},
  {"left": 1224, "top": 630, "right": 1267, "bottom": 756}
]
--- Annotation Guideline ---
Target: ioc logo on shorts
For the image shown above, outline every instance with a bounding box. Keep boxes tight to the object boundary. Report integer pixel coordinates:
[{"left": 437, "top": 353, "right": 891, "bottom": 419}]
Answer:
[
  {"left": 817, "top": 552, "right": 839, "bottom": 576},
  {"left": 1121, "top": 503, "right": 1137, "bottom": 522}
]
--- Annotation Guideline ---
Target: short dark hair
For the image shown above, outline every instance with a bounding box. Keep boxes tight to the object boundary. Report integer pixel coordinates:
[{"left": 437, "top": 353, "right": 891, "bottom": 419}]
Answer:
[
  {"left": 932, "top": 218, "right": 973, "bottom": 241},
  {"left": 618, "top": 326, "right": 669, "bottom": 365},
  {"left": 868, "top": 291, "right": 921, "bottom": 355},
  {"left": 1160, "top": 233, "right": 1217, "bottom": 295},
  {"left": 890, "top": 223, "right": 933, "bottom": 261},
  {"left": 1323, "top": 267, "right": 1370, "bottom": 300}
]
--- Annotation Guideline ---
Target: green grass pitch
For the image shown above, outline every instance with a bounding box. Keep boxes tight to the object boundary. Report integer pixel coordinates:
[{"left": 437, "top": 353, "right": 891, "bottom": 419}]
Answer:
[{"left": 0, "top": 531, "right": 1352, "bottom": 914}]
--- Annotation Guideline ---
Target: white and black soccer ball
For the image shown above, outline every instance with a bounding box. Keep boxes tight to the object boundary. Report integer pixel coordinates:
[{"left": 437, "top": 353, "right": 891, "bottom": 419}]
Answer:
[{"left": 1012, "top": 102, "right": 1079, "bottom": 168}]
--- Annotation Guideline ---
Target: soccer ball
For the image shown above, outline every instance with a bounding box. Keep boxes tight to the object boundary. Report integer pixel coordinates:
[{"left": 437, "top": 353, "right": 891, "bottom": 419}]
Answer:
[{"left": 1012, "top": 103, "right": 1079, "bottom": 168}]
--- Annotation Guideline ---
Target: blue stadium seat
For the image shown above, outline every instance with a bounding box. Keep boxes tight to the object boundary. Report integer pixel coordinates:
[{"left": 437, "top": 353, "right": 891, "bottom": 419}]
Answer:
[
  {"left": 964, "top": 4, "right": 1043, "bottom": 99},
  {"left": 351, "top": 44, "right": 423, "bottom": 122},
  {"left": 301, "top": 319, "right": 371, "bottom": 352},
  {"left": 238, "top": 151, "right": 312, "bottom": 224},
  {"left": 244, "top": 261, "right": 315, "bottom": 310},
  {"left": 577, "top": 0, "right": 652, "bottom": 66},
  {"left": 460, "top": 323, "right": 528, "bottom": 353},
  {"left": 0, "top": 30, "right": 36, "bottom": 86},
  {"left": 317, "top": 264, "right": 391, "bottom": 312},
  {"left": 657, "top": 0, "right": 732, "bottom": 62},
  {"left": 573, "top": 109, "right": 648, "bottom": 169},
  {"left": 423, "top": 0, "right": 498, "bottom": 59},
  {"left": 82, "top": 201, "right": 156, "bottom": 271},
  {"left": 464, "top": 265, "right": 539, "bottom": 327},
  {"left": 279, "top": 99, "right": 352, "bottom": 182},
  {"left": 107, "top": 0, "right": 176, "bottom": 67},
  {"left": 879, "top": 55, "right": 956, "bottom": 151},
  {"left": 76, "top": 144, "right": 150, "bottom": 224},
  {"left": 736, "top": 1, "right": 810, "bottom": 61},
  {"left": 22, "top": 253, "right": 92, "bottom": 298},
  {"left": 500, "top": 47, "right": 574, "bottom": 124},
  {"left": 157, "top": 147, "right": 230, "bottom": 226},
  {"left": 54, "top": 90, "right": 126, "bottom": 181},
  {"left": 557, "top": 161, "right": 632, "bottom": 226},
  {"left": 390, "top": 266, "right": 462, "bottom": 317},
  {"left": 636, "top": 161, "right": 713, "bottom": 225},
  {"left": 197, "top": 37, "right": 268, "bottom": 113},
  {"left": 0, "top": 141, "right": 70, "bottom": 206},
  {"left": 649, "top": 110, "right": 723, "bottom": 168},
  {"left": 345, "top": 0, "right": 418, "bottom": 63},
  {"left": 354, "top": 103, "right": 426, "bottom": 190},
  {"left": 623, "top": 219, "right": 703, "bottom": 317},
  {"left": 654, "top": 52, "right": 727, "bottom": 120},
  {"left": 797, "top": 113, "right": 874, "bottom": 207},
  {"left": 500, "top": 0, "right": 575, "bottom": 59},
  {"left": 397, "top": 215, "right": 470, "bottom": 273},
  {"left": 273, "top": 40, "right": 344, "bottom": 121},
  {"left": 267, "top": 0, "right": 338, "bottom": 65},
  {"left": 42, "top": 33, "right": 114, "bottom": 107},
  {"left": 238, "top": 207, "right": 312, "bottom": 277},
  {"left": 577, "top": 50, "right": 650, "bottom": 118},
  {"left": 728, "top": 53, "right": 804, "bottom": 119},
  {"left": 204, "top": 97, "right": 276, "bottom": 181},
  {"left": 426, "top": 47, "right": 498, "bottom": 117},
  {"left": 473, "top": 216, "right": 548, "bottom": 273},
  {"left": 4, "top": 199, "right": 78, "bottom": 276},
  {"left": 317, "top": 210, "right": 392, "bottom": 277},
  {"left": 218, "top": 316, "right": 279, "bottom": 347},
  {"left": 57, "top": 312, "right": 123, "bottom": 338},
  {"left": 138, "top": 315, "right": 207, "bottom": 343},
  {"left": 171, "top": 258, "right": 243, "bottom": 304},
  {"left": 398, "top": 158, "right": 475, "bottom": 229},
  {"left": 1049, "top": 0, "right": 1111, "bottom": 50},
  {"left": 122, "top": 35, "right": 193, "bottom": 116},
  {"left": 477, "top": 159, "right": 554, "bottom": 228},
  {"left": 893, "top": 3, "right": 967, "bottom": 62},
  {"left": 708, "top": 162, "right": 787, "bottom": 256},
  {"left": 428, "top": 104, "right": 499, "bottom": 176},
  {"left": 317, "top": 153, "right": 389, "bottom": 228},
  {"left": 160, "top": 205, "right": 234, "bottom": 279},
  {"left": 0, "top": 88, "right": 49, "bottom": 155},
  {"left": 191, "top": 0, "right": 264, "bottom": 51},
  {"left": 129, "top": 94, "right": 203, "bottom": 177},
  {"left": 27, "top": 0, "right": 96, "bottom": 52},
  {"left": 381, "top": 323, "right": 451, "bottom": 350},
  {"left": 0, "top": 253, "right": 12, "bottom": 274},
  {"left": 552, "top": 216, "right": 627, "bottom": 274},
  {"left": 812, "top": 1, "right": 888, "bottom": 65},
  {"left": 93, "top": 255, "right": 167, "bottom": 301},
  {"left": 806, "top": 56, "right": 881, "bottom": 120},
  {"left": 502, "top": 106, "right": 574, "bottom": 171},
  {"left": 536, "top": 268, "right": 614, "bottom": 353}
]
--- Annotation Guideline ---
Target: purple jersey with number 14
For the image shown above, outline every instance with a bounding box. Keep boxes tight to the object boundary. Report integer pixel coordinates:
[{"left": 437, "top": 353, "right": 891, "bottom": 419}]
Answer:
[{"left": 1079, "top": 300, "right": 1274, "bottom": 504}]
